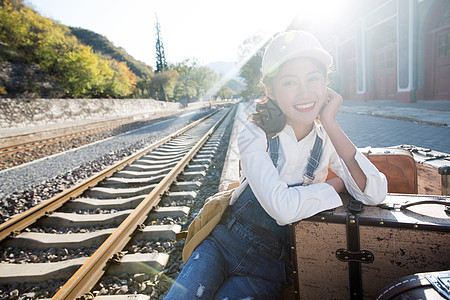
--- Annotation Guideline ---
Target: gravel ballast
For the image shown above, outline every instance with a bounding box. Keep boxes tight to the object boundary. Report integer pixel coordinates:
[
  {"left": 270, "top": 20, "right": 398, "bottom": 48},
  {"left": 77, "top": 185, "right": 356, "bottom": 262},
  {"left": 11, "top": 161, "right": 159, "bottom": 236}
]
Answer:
[
  {"left": 0, "top": 105, "right": 237, "bottom": 299},
  {"left": 0, "top": 108, "right": 213, "bottom": 223},
  {"left": 0, "top": 111, "right": 184, "bottom": 171}
]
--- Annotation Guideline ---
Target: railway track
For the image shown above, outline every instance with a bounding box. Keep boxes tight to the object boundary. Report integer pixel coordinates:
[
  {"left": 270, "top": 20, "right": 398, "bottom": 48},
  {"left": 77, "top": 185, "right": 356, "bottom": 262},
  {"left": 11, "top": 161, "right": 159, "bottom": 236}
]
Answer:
[
  {"left": 0, "top": 105, "right": 236, "bottom": 299},
  {"left": 0, "top": 119, "right": 130, "bottom": 157},
  {"left": 0, "top": 109, "right": 192, "bottom": 172}
]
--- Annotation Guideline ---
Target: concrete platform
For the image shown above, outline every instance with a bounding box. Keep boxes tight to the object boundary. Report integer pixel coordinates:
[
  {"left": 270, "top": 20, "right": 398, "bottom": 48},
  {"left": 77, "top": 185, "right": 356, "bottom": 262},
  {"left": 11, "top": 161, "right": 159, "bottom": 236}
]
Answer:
[
  {"left": 219, "top": 102, "right": 255, "bottom": 191},
  {"left": 340, "top": 100, "right": 450, "bottom": 127}
]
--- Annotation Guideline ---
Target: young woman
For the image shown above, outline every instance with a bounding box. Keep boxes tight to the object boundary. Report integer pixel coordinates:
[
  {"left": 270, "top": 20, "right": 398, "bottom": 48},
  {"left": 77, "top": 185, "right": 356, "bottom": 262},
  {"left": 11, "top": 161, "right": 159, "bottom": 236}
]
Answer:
[{"left": 164, "top": 30, "right": 387, "bottom": 300}]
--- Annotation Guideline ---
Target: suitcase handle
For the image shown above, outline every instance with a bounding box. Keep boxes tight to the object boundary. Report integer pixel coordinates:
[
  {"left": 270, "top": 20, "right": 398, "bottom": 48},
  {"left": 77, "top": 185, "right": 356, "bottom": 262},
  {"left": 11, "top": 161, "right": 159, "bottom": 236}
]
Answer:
[
  {"left": 380, "top": 200, "right": 450, "bottom": 215},
  {"left": 400, "top": 200, "right": 449, "bottom": 210},
  {"left": 401, "top": 200, "right": 450, "bottom": 216}
]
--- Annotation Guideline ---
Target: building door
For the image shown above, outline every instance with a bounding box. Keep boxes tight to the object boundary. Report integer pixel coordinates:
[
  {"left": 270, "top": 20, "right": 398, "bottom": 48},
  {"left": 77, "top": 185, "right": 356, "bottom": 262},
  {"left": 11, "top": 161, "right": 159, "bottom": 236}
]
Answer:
[
  {"left": 424, "top": 0, "right": 450, "bottom": 100},
  {"left": 374, "top": 44, "right": 397, "bottom": 99},
  {"left": 343, "top": 58, "right": 357, "bottom": 100},
  {"left": 340, "top": 40, "right": 357, "bottom": 100},
  {"left": 372, "top": 20, "right": 397, "bottom": 100},
  {"left": 432, "top": 27, "right": 450, "bottom": 99}
]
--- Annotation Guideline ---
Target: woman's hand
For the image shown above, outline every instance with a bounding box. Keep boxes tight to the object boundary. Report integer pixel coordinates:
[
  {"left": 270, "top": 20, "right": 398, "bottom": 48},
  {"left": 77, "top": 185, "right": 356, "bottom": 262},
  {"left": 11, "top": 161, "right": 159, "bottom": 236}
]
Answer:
[{"left": 320, "top": 88, "right": 343, "bottom": 125}]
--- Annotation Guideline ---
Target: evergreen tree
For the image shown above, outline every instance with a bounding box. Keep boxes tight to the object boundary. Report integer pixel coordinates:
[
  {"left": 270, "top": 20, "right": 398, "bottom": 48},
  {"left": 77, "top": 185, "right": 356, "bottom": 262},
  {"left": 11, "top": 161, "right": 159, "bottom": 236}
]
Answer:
[
  {"left": 155, "top": 14, "right": 167, "bottom": 73},
  {"left": 154, "top": 14, "right": 168, "bottom": 100}
]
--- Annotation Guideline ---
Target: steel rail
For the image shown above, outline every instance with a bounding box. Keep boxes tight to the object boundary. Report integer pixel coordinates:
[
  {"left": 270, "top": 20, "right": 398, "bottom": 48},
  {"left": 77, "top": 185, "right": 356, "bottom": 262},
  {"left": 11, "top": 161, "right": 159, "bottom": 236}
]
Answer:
[
  {"left": 52, "top": 108, "right": 230, "bottom": 299},
  {"left": 0, "top": 110, "right": 219, "bottom": 242}
]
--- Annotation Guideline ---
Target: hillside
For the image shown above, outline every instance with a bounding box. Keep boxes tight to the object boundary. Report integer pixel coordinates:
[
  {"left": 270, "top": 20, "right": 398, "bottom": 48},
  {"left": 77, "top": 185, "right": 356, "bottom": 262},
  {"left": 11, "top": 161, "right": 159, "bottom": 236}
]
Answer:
[
  {"left": 0, "top": 0, "right": 139, "bottom": 98},
  {"left": 69, "top": 27, "right": 153, "bottom": 79},
  {"left": 0, "top": 0, "right": 240, "bottom": 101},
  {"left": 0, "top": 42, "right": 63, "bottom": 98}
]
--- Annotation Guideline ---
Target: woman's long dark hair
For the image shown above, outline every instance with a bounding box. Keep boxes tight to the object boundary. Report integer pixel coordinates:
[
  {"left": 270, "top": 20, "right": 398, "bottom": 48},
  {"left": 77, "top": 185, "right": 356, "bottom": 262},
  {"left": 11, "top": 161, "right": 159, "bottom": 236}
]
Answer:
[
  {"left": 249, "top": 96, "right": 286, "bottom": 138},
  {"left": 249, "top": 57, "right": 328, "bottom": 138}
]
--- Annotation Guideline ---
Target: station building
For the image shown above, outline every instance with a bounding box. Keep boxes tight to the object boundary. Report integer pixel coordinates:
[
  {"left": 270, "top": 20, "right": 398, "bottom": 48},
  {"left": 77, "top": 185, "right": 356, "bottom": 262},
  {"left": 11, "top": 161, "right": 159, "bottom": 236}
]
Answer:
[{"left": 292, "top": 0, "right": 450, "bottom": 102}]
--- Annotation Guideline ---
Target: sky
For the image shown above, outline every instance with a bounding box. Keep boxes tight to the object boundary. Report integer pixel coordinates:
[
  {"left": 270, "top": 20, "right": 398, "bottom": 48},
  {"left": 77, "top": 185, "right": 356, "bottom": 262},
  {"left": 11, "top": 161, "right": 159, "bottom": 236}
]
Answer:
[
  {"left": 24, "top": 0, "right": 351, "bottom": 70},
  {"left": 24, "top": 0, "right": 303, "bottom": 69}
]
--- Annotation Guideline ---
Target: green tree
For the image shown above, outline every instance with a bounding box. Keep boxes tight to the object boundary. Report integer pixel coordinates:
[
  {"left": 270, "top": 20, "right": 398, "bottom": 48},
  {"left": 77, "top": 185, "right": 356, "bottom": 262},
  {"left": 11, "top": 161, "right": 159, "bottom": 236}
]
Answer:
[
  {"left": 173, "top": 60, "right": 197, "bottom": 102},
  {"left": 149, "top": 69, "right": 178, "bottom": 100},
  {"left": 135, "top": 76, "right": 153, "bottom": 98},
  {"left": 174, "top": 79, "right": 197, "bottom": 102},
  {"left": 238, "top": 33, "right": 271, "bottom": 99},
  {"left": 172, "top": 59, "right": 218, "bottom": 102},
  {"left": 106, "top": 59, "right": 137, "bottom": 97},
  {"left": 192, "top": 66, "right": 218, "bottom": 101},
  {"left": 56, "top": 46, "right": 104, "bottom": 97}
]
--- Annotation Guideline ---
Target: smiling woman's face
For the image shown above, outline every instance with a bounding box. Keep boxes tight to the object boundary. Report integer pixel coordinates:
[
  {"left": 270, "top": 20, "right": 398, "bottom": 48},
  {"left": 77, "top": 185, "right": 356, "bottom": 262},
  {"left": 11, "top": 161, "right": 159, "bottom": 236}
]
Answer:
[{"left": 269, "top": 57, "right": 327, "bottom": 128}]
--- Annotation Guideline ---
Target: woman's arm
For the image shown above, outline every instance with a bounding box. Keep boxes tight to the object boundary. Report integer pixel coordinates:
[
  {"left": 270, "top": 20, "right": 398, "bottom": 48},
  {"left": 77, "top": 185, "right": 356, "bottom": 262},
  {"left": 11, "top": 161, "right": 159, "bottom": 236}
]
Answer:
[
  {"left": 325, "top": 176, "right": 346, "bottom": 194},
  {"left": 238, "top": 121, "right": 343, "bottom": 225},
  {"left": 320, "top": 88, "right": 367, "bottom": 192}
]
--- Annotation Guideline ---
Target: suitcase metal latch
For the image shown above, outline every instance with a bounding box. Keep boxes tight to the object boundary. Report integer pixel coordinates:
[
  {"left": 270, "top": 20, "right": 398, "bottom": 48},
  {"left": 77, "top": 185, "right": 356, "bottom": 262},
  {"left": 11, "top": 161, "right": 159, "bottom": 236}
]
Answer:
[
  {"left": 426, "top": 272, "right": 450, "bottom": 299},
  {"left": 336, "top": 248, "right": 374, "bottom": 263}
]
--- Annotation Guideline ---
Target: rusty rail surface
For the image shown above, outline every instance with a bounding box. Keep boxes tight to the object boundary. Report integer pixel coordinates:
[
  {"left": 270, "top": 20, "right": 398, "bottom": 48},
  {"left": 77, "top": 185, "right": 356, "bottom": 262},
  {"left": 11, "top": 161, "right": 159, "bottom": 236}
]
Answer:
[
  {"left": 52, "top": 108, "right": 230, "bottom": 299},
  {"left": 0, "top": 110, "right": 219, "bottom": 242}
]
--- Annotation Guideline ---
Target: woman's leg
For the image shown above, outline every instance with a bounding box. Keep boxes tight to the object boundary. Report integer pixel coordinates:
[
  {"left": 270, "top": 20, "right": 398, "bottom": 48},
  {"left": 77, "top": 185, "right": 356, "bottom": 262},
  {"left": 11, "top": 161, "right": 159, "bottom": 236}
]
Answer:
[
  {"left": 213, "top": 274, "right": 284, "bottom": 300},
  {"left": 211, "top": 240, "right": 287, "bottom": 300},
  {"left": 164, "top": 237, "right": 227, "bottom": 299}
]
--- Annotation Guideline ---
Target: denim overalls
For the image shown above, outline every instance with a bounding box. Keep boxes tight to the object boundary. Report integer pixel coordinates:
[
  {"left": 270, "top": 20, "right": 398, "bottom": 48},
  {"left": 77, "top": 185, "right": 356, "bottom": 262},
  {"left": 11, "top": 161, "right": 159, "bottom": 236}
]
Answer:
[{"left": 164, "top": 135, "right": 323, "bottom": 300}]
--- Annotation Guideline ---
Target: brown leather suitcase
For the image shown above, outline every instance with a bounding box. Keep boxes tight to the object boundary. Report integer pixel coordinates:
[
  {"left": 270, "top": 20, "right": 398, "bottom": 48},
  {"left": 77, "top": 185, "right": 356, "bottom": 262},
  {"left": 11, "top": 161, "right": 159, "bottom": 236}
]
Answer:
[
  {"left": 359, "top": 147, "right": 418, "bottom": 194},
  {"left": 292, "top": 193, "right": 450, "bottom": 299},
  {"left": 393, "top": 145, "right": 450, "bottom": 196},
  {"left": 376, "top": 270, "right": 450, "bottom": 300}
]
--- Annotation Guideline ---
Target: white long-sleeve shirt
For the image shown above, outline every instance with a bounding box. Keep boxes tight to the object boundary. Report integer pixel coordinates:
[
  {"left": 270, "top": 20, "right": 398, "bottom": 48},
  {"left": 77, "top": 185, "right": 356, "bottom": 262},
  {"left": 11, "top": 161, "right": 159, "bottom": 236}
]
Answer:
[{"left": 230, "top": 120, "right": 388, "bottom": 226}]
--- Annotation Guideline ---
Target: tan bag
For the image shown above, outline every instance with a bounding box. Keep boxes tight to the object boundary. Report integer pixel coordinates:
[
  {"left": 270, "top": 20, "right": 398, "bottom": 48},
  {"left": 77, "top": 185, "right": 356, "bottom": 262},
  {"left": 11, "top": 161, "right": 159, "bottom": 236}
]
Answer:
[
  {"left": 182, "top": 186, "right": 237, "bottom": 263},
  {"left": 360, "top": 147, "right": 417, "bottom": 194}
]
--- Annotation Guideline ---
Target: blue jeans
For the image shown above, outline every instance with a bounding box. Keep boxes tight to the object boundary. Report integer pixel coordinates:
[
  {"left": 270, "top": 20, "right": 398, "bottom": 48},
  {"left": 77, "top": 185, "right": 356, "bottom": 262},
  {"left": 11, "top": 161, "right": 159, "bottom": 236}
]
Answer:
[{"left": 164, "top": 185, "right": 292, "bottom": 300}]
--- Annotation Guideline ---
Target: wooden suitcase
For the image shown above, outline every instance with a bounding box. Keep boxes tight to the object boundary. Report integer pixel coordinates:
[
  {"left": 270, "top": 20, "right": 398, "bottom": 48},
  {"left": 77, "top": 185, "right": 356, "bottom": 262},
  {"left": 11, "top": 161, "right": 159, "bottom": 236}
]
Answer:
[
  {"left": 292, "top": 193, "right": 450, "bottom": 300},
  {"left": 392, "top": 145, "right": 450, "bottom": 195},
  {"left": 359, "top": 147, "right": 418, "bottom": 194}
]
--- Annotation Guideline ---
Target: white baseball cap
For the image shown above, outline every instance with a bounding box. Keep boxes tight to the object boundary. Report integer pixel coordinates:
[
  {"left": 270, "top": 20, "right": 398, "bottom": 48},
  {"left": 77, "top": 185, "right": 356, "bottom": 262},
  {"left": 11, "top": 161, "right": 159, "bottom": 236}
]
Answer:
[{"left": 261, "top": 31, "right": 333, "bottom": 77}]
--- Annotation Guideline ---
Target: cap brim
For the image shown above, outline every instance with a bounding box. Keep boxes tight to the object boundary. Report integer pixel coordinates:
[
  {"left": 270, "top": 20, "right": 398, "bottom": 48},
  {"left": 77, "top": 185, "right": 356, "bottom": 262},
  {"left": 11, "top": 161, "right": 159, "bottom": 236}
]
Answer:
[{"left": 264, "top": 49, "right": 333, "bottom": 77}]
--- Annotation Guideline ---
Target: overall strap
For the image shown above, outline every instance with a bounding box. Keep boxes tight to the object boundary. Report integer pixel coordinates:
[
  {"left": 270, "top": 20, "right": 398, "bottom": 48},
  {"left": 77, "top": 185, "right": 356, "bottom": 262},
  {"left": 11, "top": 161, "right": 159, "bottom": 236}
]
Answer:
[
  {"left": 267, "top": 134, "right": 323, "bottom": 184},
  {"left": 303, "top": 134, "right": 323, "bottom": 185},
  {"left": 267, "top": 135, "right": 280, "bottom": 168}
]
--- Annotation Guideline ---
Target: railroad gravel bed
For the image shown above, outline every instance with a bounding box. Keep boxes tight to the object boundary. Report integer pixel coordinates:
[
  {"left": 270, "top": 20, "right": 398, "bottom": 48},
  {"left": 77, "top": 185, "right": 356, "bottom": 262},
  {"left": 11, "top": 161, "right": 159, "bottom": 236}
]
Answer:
[
  {"left": 0, "top": 109, "right": 213, "bottom": 223},
  {"left": 0, "top": 245, "right": 97, "bottom": 264},
  {"left": 0, "top": 111, "right": 183, "bottom": 172},
  {"left": 0, "top": 106, "right": 235, "bottom": 299}
]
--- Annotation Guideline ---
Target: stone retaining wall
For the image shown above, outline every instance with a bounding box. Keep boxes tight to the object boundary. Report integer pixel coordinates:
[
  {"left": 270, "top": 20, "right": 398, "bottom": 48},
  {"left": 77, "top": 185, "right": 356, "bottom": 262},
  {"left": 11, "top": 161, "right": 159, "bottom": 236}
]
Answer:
[{"left": 0, "top": 98, "right": 181, "bottom": 130}]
